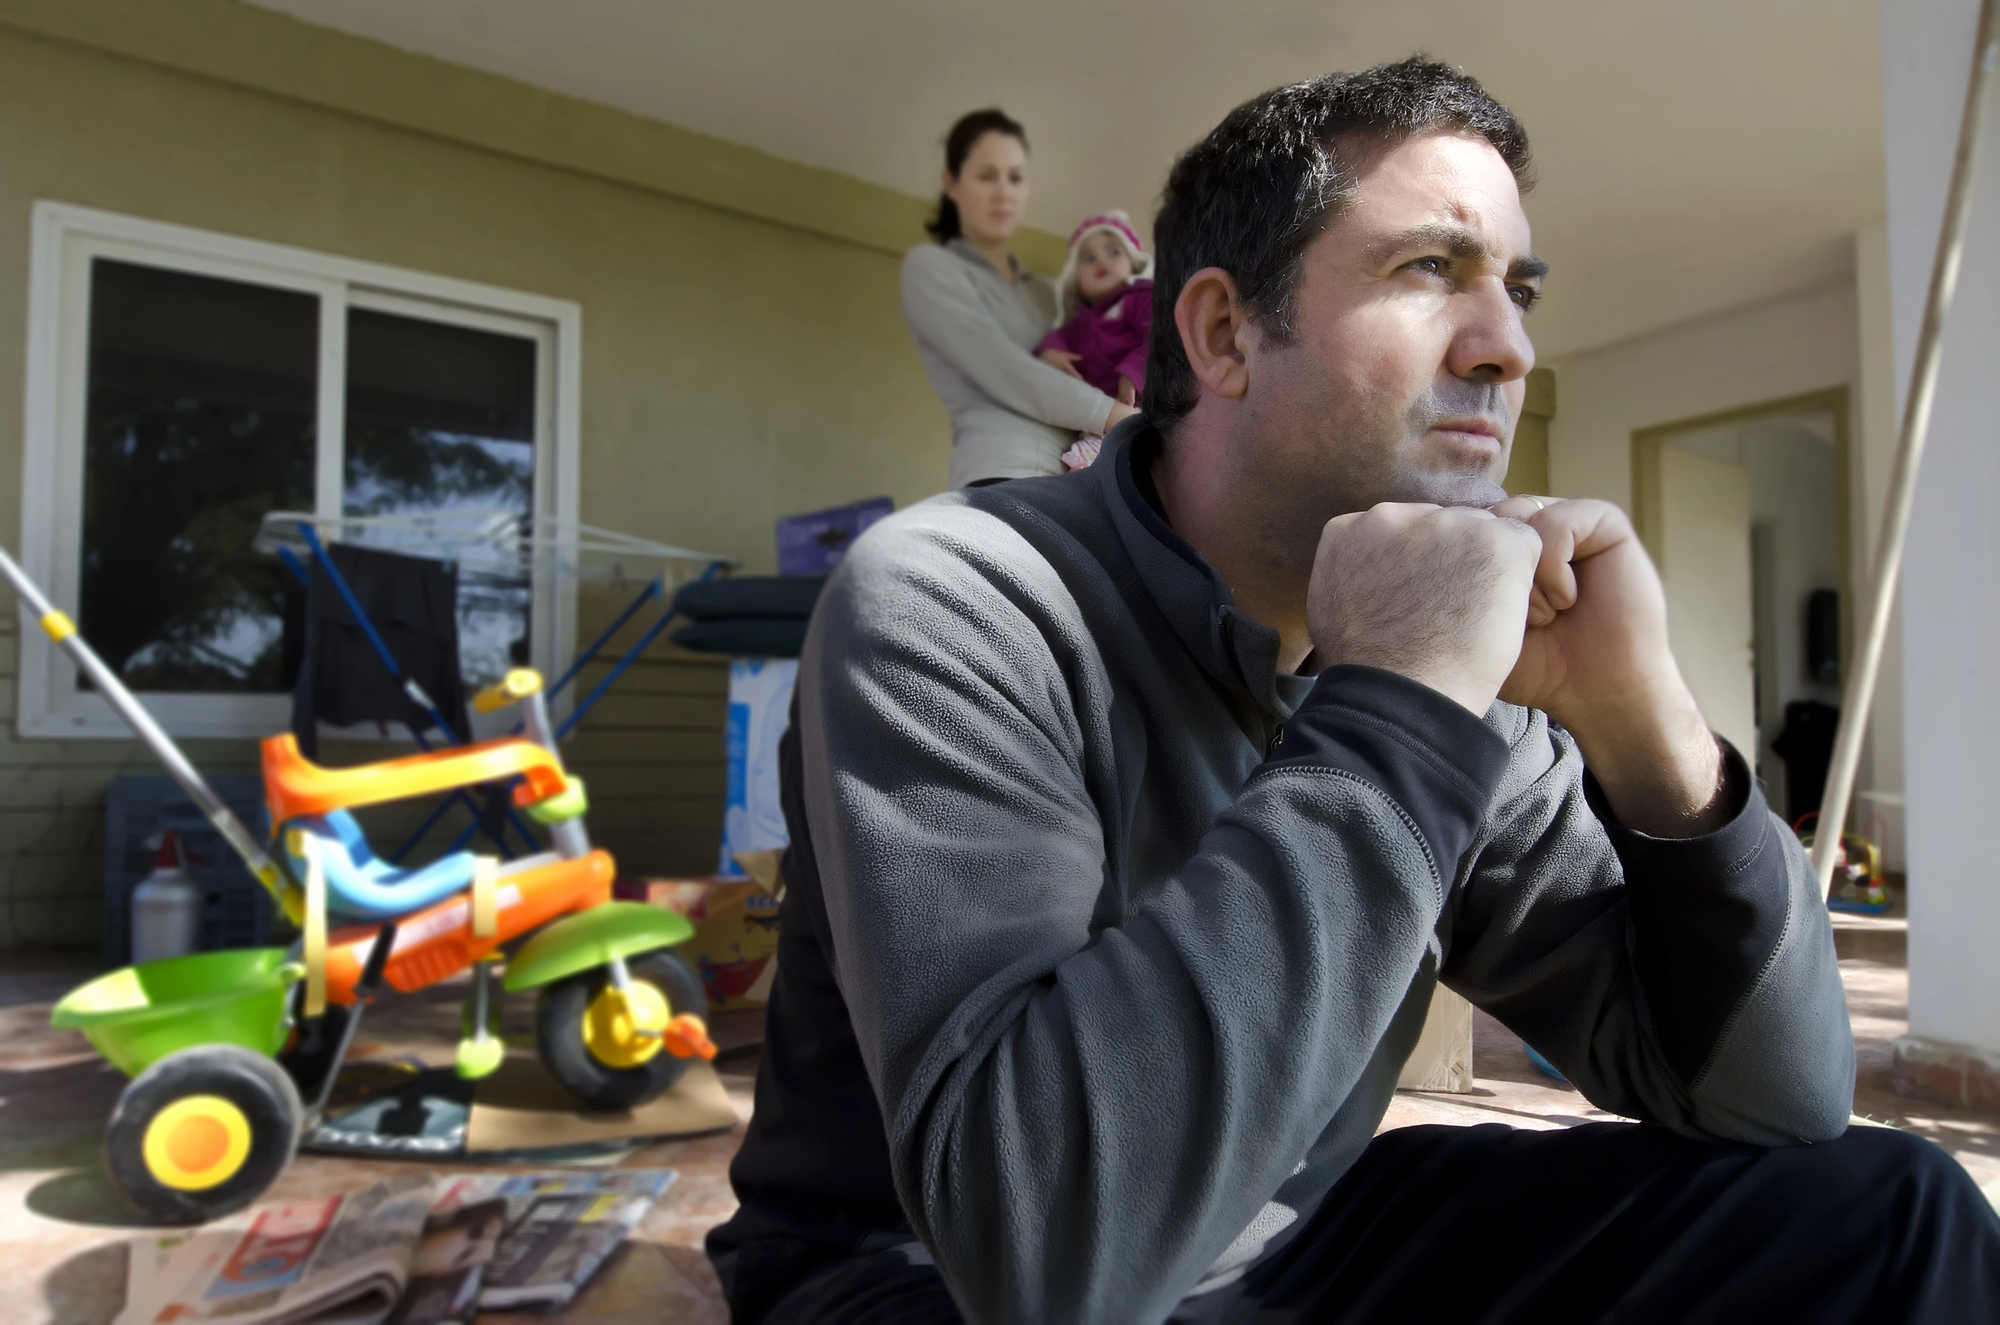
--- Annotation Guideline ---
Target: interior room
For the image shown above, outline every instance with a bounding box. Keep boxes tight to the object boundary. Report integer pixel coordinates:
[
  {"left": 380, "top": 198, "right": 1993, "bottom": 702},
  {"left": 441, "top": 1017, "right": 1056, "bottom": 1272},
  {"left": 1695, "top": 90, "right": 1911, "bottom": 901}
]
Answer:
[
  {"left": 2, "top": 0, "right": 1998, "bottom": 1320},
  {"left": 1636, "top": 399, "right": 1849, "bottom": 823}
]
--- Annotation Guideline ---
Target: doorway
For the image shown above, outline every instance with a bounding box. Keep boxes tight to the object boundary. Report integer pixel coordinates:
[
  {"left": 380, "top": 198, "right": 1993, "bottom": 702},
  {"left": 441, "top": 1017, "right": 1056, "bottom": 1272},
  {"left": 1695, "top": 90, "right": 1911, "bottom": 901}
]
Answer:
[{"left": 1631, "top": 387, "right": 1851, "bottom": 822}]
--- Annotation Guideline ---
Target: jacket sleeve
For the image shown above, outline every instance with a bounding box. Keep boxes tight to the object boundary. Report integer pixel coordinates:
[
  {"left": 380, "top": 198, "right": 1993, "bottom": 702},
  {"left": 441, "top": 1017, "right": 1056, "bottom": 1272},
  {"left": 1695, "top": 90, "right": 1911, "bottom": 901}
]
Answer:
[
  {"left": 1033, "top": 321, "right": 1075, "bottom": 358},
  {"left": 1442, "top": 707, "right": 1854, "bottom": 1145},
  {"left": 902, "top": 248, "right": 1114, "bottom": 434},
  {"left": 798, "top": 506, "right": 1509, "bottom": 1323},
  {"left": 1116, "top": 284, "right": 1153, "bottom": 394}
]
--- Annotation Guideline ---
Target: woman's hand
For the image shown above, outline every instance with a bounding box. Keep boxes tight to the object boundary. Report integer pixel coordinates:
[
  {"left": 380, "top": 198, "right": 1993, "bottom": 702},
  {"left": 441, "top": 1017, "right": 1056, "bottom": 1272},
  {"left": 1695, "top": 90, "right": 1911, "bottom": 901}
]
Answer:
[
  {"left": 1116, "top": 375, "right": 1137, "bottom": 406},
  {"left": 1038, "top": 348, "right": 1084, "bottom": 379}
]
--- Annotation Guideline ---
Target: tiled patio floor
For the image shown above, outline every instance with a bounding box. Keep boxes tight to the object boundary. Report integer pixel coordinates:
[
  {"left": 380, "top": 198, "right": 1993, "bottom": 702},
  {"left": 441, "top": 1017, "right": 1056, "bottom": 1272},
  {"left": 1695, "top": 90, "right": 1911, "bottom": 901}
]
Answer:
[{"left": 2, "top": 909, "right": 1992, "bottom": 1323}]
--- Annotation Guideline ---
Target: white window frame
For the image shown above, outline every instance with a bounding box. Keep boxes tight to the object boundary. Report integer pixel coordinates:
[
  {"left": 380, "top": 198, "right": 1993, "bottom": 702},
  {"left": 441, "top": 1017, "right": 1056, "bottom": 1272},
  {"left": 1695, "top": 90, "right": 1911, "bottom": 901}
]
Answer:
[{"left": 20, "top": 201, "right": 582, "bottom": 740}]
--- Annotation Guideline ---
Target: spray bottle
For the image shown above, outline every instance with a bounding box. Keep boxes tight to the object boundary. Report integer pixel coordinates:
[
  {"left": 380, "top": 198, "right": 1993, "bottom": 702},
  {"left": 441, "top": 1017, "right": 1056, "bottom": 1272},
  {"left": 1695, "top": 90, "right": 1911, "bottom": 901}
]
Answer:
[{"left": 130, "top": 829, "right": 205, "bottom": 963}]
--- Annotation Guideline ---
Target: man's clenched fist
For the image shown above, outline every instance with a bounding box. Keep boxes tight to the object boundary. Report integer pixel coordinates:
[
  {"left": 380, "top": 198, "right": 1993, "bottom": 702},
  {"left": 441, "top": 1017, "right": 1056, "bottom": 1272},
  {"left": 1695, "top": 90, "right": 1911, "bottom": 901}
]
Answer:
[{"left": 1307, "top": 504, "right": 1543, "bottom": 716}]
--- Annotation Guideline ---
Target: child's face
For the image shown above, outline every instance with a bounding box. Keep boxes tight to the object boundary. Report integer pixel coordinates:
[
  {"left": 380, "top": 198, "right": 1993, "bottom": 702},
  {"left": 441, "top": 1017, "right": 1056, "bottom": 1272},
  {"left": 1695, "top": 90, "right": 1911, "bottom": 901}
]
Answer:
[{"left": 1075, "top": 233, "right": 1135, "bottom": 303}]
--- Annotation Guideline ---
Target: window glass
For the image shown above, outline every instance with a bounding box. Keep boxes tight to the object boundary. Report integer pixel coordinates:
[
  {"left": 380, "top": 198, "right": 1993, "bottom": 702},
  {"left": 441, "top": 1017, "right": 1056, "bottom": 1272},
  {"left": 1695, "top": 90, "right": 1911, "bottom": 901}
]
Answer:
[
  {"left": 78, "top": 259, "right": 317, "bottom": 692},
  {"left": 342, "top": 308, "right": 537, "bottom": 688}
]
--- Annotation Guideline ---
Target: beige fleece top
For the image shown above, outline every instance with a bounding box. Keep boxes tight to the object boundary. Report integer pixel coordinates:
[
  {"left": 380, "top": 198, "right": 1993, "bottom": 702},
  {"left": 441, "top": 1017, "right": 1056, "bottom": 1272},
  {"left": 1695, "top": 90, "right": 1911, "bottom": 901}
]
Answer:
[{"left": 901, "top": 239, "right": 1116, "bottom": 487}]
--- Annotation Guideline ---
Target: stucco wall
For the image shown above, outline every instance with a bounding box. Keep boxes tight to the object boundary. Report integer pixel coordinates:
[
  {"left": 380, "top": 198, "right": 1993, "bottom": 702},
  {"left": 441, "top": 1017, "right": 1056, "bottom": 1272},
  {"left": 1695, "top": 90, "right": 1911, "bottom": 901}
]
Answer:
[
  {"left": 1881, "top": 0, "right": 2000, "bottom": 1058},
  {"left": 0, "top": 6, "right": 1042, "bottom": 950},
  {"left": 1540, "top": 282, "right": 1903, "bottom": 822},
  {"left": 1544, "top": 283, "right": 1861, "bottom": 510}
]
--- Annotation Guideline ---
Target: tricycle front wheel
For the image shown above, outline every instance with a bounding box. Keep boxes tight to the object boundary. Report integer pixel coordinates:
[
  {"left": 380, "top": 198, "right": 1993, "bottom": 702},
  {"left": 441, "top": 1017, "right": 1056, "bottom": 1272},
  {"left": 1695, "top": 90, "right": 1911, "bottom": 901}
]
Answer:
[
  {"left": 104, "top": 1043, "right": 301, "bottom": 1225},
  {"left": 534, "top": 948, "right": 706, "bottom": 1111}
]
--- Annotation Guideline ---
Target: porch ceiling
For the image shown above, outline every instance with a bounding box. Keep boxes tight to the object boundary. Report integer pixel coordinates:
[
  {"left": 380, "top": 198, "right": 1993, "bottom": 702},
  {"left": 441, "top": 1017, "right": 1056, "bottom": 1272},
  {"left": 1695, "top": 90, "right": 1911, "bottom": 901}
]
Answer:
[{"left": 245, "top": 0, "right": 1886, "bottom": 358}]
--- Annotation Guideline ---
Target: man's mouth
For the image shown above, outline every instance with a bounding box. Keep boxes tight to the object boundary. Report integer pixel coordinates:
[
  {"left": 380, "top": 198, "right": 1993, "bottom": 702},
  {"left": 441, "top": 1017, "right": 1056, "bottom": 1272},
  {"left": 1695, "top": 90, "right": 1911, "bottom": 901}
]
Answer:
[{"left": 1432, "top": 417, "right": 1503, "bottom": 442}]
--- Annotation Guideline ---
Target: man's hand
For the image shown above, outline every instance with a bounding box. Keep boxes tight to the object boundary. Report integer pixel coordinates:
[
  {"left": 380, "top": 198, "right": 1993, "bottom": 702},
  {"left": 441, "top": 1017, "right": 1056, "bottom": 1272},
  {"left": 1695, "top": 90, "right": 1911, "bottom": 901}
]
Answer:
[
  {"left": 1489, "top": 496, "right": 1726, "bottom": 837},
  {"left": 1308, "top": 504, "right": 1542, "bottom": 717}
]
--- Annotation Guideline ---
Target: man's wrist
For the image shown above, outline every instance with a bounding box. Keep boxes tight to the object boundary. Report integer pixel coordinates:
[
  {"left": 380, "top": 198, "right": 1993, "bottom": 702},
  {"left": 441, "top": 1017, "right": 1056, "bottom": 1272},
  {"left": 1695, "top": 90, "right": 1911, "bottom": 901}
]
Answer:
[{"left": 1558, "top": 677, "right": 1728, "bottom": 838}]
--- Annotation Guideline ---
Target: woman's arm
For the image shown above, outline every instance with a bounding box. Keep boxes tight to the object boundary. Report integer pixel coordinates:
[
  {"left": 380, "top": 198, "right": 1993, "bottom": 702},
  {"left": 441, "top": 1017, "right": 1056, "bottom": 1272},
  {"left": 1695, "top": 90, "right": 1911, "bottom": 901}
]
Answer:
[{"left": 902, "top": 249, "right": 1114, "bottom": 434}]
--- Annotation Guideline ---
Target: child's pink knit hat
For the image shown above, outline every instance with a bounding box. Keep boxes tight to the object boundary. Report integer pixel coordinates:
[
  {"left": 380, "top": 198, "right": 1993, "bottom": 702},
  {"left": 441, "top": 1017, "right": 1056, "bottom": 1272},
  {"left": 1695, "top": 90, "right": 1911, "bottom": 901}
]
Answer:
[{"left": 1054, "top": 210, "right": 1153, "bottom": 321}]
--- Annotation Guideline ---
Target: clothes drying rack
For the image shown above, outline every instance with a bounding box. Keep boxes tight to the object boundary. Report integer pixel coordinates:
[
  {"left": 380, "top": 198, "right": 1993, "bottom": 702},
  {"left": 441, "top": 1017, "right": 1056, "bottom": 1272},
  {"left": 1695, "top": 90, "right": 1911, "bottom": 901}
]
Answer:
[{"left": 255, "top": 509, "right": 733, "bottom": 865}]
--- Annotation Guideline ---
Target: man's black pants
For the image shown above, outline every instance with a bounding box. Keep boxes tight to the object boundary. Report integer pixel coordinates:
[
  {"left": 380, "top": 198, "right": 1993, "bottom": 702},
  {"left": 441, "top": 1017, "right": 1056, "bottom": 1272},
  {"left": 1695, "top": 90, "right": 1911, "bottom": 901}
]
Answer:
[{"left": 760, "top": 1123, "right": 2000, "bottom": 1323}]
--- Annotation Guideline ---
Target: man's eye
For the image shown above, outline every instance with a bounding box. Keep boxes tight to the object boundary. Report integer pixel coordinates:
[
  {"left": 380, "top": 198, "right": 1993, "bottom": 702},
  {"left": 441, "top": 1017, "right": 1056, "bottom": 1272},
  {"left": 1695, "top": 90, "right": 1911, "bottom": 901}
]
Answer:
[
  {"left": 1510, "top": 285, "right": 1541, "bottom": 311},
  {"left": 1409, "top": 256, "right": 1447, "bottom": 276}
]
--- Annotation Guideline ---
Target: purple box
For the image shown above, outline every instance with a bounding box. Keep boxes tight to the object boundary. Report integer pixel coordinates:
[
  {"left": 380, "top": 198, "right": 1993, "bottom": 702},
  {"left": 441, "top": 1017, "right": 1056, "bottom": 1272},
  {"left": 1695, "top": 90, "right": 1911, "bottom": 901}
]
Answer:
[{"left": 775, "top": 497, "right": 894, "bottom": 575}]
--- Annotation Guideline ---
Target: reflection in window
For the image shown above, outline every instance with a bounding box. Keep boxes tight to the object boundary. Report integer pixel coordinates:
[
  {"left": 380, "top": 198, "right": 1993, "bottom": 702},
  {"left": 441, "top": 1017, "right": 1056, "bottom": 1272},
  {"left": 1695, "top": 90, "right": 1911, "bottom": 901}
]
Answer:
[
  {"left": 79, "top": 260, "right": 316, "bottom": 692},
  {"left": 343, "top": 309, "right": 536, "bottom": 688}
]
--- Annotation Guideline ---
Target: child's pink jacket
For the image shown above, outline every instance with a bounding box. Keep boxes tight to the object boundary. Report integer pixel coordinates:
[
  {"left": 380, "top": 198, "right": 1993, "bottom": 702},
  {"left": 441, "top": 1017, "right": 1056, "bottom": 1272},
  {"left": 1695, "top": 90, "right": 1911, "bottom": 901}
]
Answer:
[{"left": 1034, "top": 279, "right": 1152, "bottom": 401}]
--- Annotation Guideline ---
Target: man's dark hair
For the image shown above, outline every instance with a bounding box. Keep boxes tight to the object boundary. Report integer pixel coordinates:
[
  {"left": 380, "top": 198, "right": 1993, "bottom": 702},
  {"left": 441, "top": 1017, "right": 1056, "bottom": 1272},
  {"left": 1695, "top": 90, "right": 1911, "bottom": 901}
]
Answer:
[
  {"left": 927, "top": 109, "right": 1029, "bottom": 243},
  {"left": 1146, "top": 57, "right": 1533, "bottom": 429}
]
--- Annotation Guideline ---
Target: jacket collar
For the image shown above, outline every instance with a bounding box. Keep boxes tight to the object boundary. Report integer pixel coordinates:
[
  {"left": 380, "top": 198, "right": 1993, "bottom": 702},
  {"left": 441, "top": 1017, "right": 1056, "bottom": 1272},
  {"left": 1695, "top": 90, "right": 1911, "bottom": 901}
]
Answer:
[
  {"left": 945, "top": 237, "right": 1024, "bottom": 283},
  {"left": 1096, "top": 419, "right": 1312, "bottom": 723}
]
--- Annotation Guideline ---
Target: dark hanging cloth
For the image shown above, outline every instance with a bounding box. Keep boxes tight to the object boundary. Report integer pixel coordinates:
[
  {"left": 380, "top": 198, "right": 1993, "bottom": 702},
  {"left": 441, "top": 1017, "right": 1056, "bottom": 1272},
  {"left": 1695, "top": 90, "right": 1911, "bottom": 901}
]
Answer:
[
  {"left": 290, "top": 543, "right": 470, "bottom": 759},
  {"left": 1771, "top": 698, "right": 1841, "bottom": 825},
  {"left": 669, "top": 617, "right": 811, "bottom": 658},
  {"left": 668, "top": 575, "right": 827, "bottom": 659},
  {"left": 673, "top": 575, "right": 828, "bottom": 621}
]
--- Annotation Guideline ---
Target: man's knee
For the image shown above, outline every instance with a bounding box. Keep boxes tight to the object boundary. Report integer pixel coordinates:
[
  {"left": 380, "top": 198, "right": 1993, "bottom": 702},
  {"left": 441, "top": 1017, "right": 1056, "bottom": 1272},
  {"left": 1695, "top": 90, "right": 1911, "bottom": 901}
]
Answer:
[
  {"left": 1806, "top": 1125, "right": 1993, "bottom": 1224},
  {"left": 1826, "top": 1123, "right": 1961, "bottom": 1177}
]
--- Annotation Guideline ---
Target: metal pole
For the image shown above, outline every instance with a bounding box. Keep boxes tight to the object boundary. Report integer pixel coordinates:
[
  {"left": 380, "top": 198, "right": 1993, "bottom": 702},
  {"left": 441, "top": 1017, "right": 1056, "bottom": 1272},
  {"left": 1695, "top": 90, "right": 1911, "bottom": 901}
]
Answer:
[
  {"left": 555, "top": 560, "right": 724, "bottom": 741},
  {"left": 546, "top": 574, "right": 662, "bottom": 703},
  {"left": 1814, "top": 0, "right": 2000, "bottom": 898},
  {"left": 0, "top": 545, "right": 295, "bottom": 910}
]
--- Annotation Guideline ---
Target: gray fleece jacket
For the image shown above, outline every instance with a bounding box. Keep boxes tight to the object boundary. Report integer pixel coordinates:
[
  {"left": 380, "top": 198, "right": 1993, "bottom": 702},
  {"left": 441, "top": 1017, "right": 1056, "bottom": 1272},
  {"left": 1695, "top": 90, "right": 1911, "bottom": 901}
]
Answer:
[{"left": 708, "top": 419, "right": 1855, "bottom": 1324}]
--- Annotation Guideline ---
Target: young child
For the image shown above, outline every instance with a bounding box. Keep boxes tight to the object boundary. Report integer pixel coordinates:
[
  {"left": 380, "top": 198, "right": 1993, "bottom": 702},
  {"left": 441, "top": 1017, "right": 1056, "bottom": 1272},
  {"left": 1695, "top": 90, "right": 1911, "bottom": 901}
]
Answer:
[{"left": 1035, "top": 211, "right": 1153, "bottom": 469}]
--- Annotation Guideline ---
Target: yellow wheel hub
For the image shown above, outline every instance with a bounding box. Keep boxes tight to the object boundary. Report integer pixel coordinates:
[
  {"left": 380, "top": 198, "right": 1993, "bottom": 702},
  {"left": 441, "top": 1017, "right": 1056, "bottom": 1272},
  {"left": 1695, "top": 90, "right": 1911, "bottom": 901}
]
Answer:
[
  {"left": 142, "top": 1094, "right": 252, "bottom": 1191},
  {"left": 581, "top": 980, "right": 670, "bottom": 1069}
]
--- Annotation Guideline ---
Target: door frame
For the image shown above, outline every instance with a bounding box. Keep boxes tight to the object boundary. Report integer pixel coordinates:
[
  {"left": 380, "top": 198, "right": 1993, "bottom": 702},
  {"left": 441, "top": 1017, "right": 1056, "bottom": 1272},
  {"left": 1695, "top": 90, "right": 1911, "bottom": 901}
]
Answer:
[{"left": 1630, "top": 385, "right": 1853, "bottom": 666}]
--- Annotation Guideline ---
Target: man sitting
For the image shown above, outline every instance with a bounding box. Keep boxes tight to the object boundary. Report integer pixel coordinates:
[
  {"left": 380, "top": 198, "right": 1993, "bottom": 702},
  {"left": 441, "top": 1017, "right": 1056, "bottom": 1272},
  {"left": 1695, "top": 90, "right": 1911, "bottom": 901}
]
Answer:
[{"left": 709, "top": 57, "right": 2000, "bottom": 1323}]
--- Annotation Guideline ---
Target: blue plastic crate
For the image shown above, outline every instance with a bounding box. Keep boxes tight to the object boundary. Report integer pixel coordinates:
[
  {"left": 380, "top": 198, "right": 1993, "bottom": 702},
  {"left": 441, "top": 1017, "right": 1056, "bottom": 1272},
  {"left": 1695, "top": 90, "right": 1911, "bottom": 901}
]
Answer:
[
  {"left": 775, "top": 497, "right": 893, "bottom": 575},
  {"left": 103, "top": 775, "right": 274, "bottom": 967}
]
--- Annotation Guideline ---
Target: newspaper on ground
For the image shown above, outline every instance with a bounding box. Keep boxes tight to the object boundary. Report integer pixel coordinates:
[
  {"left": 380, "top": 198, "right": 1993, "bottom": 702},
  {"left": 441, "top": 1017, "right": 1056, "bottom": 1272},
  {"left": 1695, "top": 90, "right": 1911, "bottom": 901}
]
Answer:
[
  {"left": 116, "top": 1175, "right": 435, "bottom": 1325},
  {"left": 116, "top": 1169, "right": 677, "bottom": 1325}
]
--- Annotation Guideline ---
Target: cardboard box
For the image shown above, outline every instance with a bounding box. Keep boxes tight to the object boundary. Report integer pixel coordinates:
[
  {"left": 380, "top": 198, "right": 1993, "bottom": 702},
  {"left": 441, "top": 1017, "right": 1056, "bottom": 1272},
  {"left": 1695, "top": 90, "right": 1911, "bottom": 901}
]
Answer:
[{"left": 628, "top": 869, "right": 780, "bottom": 1010}]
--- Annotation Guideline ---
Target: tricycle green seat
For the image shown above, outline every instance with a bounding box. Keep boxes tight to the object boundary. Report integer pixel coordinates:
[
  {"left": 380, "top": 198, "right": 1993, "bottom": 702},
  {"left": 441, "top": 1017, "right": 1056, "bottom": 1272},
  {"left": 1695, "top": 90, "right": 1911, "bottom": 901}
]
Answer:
[{"left": 51, "top": 948, "right": 302, "bottom": 1077}]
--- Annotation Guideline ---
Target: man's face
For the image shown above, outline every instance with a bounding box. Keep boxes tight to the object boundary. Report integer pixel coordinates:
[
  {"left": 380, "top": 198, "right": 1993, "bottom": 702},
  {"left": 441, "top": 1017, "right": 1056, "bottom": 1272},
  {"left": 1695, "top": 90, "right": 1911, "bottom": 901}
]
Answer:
[{"left": 1240, "top": 131, "right": 1542, "bottom": 528}]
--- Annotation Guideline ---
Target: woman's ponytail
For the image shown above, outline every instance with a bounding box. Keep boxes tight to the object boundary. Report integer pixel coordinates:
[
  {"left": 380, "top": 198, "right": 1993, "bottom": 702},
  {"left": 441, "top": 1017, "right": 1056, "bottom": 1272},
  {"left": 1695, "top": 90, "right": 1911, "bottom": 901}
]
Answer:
[
  {"left": 926, "top": 108, "right": 1027, "bottom": 244},
  {"left": 927, "top": 193, "right": 962, "bottom": 243}
]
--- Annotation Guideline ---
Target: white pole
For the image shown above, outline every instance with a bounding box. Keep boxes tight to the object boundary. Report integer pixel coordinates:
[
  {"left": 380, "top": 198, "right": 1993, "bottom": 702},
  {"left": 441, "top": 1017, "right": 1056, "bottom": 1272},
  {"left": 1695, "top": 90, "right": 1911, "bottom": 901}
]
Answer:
[
  {"left": 1814, "top": 0, "right": 2000, "bottom": 899},
  {"left": 0, "top": 545, "right": 296, "bottom": 911}
]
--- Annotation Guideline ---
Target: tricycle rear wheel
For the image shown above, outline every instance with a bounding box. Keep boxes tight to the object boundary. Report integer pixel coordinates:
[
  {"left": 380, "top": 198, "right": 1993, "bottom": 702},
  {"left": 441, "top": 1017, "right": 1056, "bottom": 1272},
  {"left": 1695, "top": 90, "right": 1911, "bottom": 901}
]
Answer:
[
  {"left": 105, "top": 1043, "right": 302, "bottom": 1225},
  {"left": 534, "top": 948, "right": 706, "bottom": 1111}
]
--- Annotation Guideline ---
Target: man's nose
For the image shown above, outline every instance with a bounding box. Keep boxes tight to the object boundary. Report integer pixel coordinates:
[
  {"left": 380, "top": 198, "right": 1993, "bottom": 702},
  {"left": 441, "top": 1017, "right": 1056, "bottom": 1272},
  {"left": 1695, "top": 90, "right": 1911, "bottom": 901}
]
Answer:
[{"left": 1446, "top": 278, "right": 1535, "bottom": 385}]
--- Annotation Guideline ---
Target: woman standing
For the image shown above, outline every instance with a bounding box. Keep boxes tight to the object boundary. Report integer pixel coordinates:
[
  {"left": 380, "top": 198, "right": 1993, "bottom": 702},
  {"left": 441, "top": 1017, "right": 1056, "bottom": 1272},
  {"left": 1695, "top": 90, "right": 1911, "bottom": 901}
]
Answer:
[{"left": 901, "top": 110, "right": 1137, "bottom": 488}]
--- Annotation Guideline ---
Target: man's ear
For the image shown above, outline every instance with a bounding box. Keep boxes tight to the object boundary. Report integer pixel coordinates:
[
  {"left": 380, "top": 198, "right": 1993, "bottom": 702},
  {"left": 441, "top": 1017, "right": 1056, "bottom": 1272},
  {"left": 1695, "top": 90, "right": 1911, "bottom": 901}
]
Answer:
[{"left": 1174, "top": 268, "right": 1252, "bottom": 401}]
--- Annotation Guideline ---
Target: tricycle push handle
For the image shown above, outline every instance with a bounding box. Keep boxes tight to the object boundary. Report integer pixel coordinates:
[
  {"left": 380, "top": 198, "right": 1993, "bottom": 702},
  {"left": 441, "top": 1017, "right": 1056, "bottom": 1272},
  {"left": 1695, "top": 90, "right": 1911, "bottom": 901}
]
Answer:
[{"left": 0, "top": 545, "right": 299, "bottom": 918}]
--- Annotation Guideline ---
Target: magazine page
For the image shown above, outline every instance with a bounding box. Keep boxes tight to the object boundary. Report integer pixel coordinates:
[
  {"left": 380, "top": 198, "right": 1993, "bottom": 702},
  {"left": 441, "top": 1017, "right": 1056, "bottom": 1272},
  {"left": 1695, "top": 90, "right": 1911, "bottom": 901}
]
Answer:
[
  {"left": 383, "top": 1198, "right": 508, "bottom": 1325},
  {"left": 116, "top": 1176, "right": 435, "bottom": 1325},
  {"left": 432, "top": 1169, "right": 676, "bottom": 1311}
]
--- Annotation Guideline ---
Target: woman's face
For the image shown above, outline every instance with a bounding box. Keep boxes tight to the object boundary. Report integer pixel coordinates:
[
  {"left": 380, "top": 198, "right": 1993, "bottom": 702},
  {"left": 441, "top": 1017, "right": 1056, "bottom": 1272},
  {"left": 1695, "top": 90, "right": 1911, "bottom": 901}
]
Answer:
[
  {"left": 943, "top": 132, "right": 1029, "bottom": 247},
  {"left": 1075, "top": 232, "right": 1135, "bottom": 303}
]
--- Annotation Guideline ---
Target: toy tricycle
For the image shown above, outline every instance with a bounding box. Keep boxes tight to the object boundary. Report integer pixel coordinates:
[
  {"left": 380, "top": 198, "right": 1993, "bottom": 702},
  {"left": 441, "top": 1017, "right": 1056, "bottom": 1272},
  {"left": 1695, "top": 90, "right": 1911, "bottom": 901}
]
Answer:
[{"left": 1, "top": 547, "right": 718, "bottom": 1225}]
